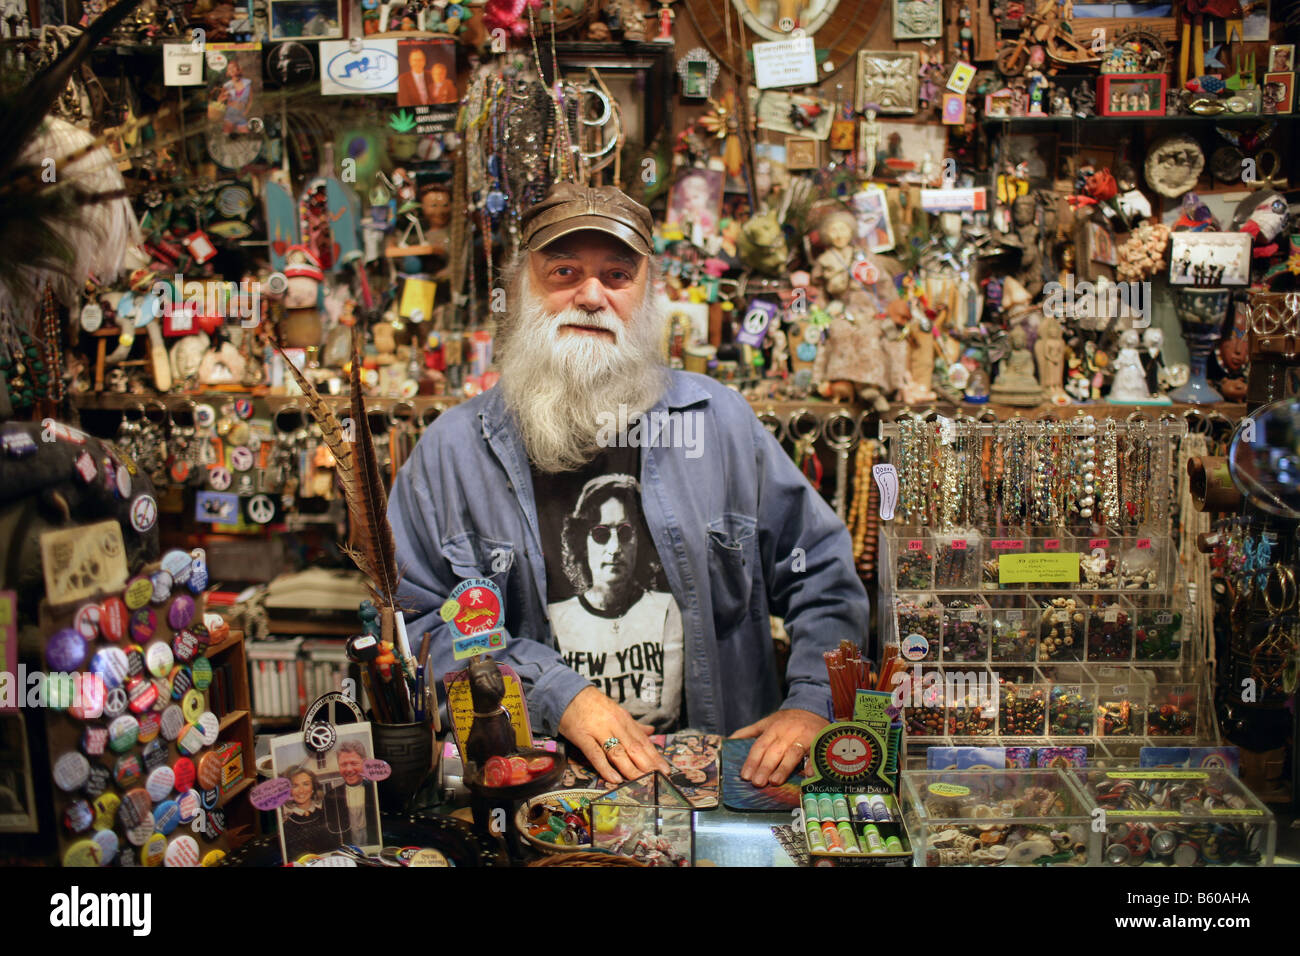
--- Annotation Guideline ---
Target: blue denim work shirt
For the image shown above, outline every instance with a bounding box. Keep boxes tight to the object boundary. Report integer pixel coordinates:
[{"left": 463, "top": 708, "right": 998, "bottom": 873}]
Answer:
[{"left": 387, "top": 370, "right": 871, "bottom": 736}]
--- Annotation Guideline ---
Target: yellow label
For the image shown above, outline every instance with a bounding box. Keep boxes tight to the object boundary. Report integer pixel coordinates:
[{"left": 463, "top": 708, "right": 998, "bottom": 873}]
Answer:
[
  {"left": 1110, "top": 810, "right": 1181, "bottom": 817},
  {"left": 1104, "top": 771, "right": 1208, "bottom": 780},
  {"left": 998, "top": 552, "right": 1081, "bottom": 584},
  {"left": 1209, "top": 808, "right": 1264, "bottom": 817},
  {"left": 927, "top": 783, "right": 970, "bottom": 797},
  {"left": 399, "top": 277, "right": 437, "bottom": 321},
  {"left": 439, "top": 599, "right": 460, "bottom": 623},
  {"left": 446, "top": 668, "right": 532, "bottom": 756}
]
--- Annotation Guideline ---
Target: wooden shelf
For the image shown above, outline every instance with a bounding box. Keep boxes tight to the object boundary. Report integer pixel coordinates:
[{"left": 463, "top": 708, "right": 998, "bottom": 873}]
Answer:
[
  {"left": 217, "top": 777, "right": 254, "bottom": 809},
  {"left": 219, "top": 709, "right": 249, "bottom": 732}
]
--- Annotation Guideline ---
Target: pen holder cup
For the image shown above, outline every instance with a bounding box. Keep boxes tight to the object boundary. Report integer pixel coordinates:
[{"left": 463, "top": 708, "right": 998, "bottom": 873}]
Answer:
[{"left": 371, "top": 718, "right": 436, "bottom": 813}]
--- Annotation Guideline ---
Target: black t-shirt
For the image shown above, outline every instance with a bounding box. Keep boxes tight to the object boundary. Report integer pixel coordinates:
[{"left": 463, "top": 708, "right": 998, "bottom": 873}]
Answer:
[{"left": 530, "top": 446, "right": 684, "bottom": 729}]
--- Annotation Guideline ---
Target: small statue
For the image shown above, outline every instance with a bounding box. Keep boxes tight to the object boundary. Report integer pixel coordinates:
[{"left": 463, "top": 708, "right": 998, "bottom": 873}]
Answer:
[
  {"left": 813, "top": 302, "right": 894, "bottom": 412},
  {"left": 900, "top": 307, "right": 939, "bottom": 403},
  {"left": 812, "top": 210, "right": 859, "bottom": 299},
  {"left": 1010, "top": 195, "right": 1043, "bottom": 298},
  {"left": 617, "top": 0, "right": 647, "bottom": 41},
  {"left": 989, "top": 326, "right": 1043, "bottom": 406},
  {"left": 1034, "top": 313, "right": 1068, "bottom": 403},
  {"left": 465, "top": 656, "right": 517, "bottom": 767},
  {"left": 1217, "top": 301, "right": 1250, "bottom": 400},
  {"left": 737, "top": 211, "right": 788, "bottom": 276}
]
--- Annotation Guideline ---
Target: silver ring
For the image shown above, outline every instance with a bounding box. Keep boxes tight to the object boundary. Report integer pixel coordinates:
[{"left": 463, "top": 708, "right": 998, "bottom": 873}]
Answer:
[
  {"left": 602, "top": 736, "right": 621, "bottom": 752},
  {"left": 791, "top": 741, "right": 805, "bottom": 753}
]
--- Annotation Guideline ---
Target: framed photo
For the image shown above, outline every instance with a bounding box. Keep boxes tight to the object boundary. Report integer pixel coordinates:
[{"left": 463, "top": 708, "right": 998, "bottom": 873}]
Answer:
[
  {"left": 267, "top": 0, "right": 343, "bottom": 39},
  {"left": 206, "top": 46, "right": 263, "bottom": 134},
  {"left": 856, "top": 50, "right": 919, "bottom": 115},
  {"left": 1088, "top": 221, "right": 1118, "bottom": 266},
  {"left": 785, "top": 136, "right": 819, "bottom": 170},
  {"left": 829, "top": 118, "right": 857, "bottom": 151},
  {"left": 947, "top": 61, "right": 976, "bottom": 94},
  {"left": 851, "top": 185, "right": 896, "bottom": 253},
  {"left": 1269, "top": 44, "right": 1295, "bottom": 72},
  {"left": 396, "top": 38, "right": 457, "bottom": 107},
  {"left": 677, "top": 47, "right": 720, "bottom": 99},
  {"left": 985, "top": 88, "right": 1014, "bottom": 118},
  {"left": 667, "top": 168, "right": 725, "bottom": 235},
  {"left": 941, "top": 92, "right": 967, "bottom": 125},
  {"left": 751, "top": 88, "right": 836, "bottom": 139},
  {"left": 1263, "top": 72, "right": 1294, "bottom": 114},
  {"left": 271, "top": 723, "right": 383, "bottom": 862},
  {"left": 892, "top": 0, "right": 942, "bottom": 40},
  {"left": 875, "top": 120, "right": 947, "bottom": 184},
  {"left": 1097, "top": 73, "right": 1166, "bottom": 117},
  {"left": 1169, "top": 231, "right": 1252, "bottom": 286}
]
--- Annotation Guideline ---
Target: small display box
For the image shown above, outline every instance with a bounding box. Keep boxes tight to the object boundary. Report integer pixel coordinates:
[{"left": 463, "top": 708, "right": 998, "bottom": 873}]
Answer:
[
  {"left": 1130, "top": 595, "right": 1185, "bottom": 664},
  {"left": 1098, "top": 73, "right": 1167, "bottom": 117},
  {"left": 989, "top": 597, "right": 1040, "bottom": 662},
  {"left": 997, "top": 667, "right": 1049, "bottom": 737},
  {"left": 1085, "top": 596, "right": 1134, "bottom": 663},
  {"left": 933, "top": 533, "right": 982, "bottom": 590},
  {"left": 1078, "top": 769, "right": 1275, "bottom": 866},
  {"left": 894, "top": 592, "right": 942, "bottom": 663},
  {"left": 892, "top": 532, "right": 936, "bottom": 590},
  {"left": 1043, "top": 664, "right": 1097, "bottom": 738},
  {"left": 901, "top": 769, "right": 1095, "bottom": 866},
  {"left": 941, "top": 595, "right": 991, "bottom": 662},
  {"left": 591, "top": 771, "right": 694, "bottom": 866},
  {"left": 1038, "top": 596, "right": 1086, "bottom": 662},
  {"left": 1145, "top": 681, "right": 1199, "bottom": 738}
]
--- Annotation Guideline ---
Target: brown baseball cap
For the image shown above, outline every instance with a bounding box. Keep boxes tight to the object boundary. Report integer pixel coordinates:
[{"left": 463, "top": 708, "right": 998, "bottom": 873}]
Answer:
[{"left": 519, "top": 182, "right": 654, "bottom": 256}]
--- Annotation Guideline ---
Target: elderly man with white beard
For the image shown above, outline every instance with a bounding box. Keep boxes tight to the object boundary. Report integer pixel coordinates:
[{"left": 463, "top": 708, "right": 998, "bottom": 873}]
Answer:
[{"left": 388, "top": 183, "right": 870, "bottom": 788}]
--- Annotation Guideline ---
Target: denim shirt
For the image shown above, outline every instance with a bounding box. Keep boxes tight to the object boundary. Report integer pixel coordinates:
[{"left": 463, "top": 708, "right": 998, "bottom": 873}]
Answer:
[{"left": 387, "top": 370, "right": 871, "bottom": 736}]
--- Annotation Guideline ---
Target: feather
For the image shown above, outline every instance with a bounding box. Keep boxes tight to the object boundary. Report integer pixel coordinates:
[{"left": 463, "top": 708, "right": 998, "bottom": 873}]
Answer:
[
  {"left": 349, "top": 327, "right": 400, "bottom": 611},
  {"left": 272, "top": 340, "right": 358, "bottom": 506}
]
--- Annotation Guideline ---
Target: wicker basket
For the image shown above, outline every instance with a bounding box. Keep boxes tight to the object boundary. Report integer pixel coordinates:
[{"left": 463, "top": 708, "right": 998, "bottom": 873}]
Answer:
[
  {"left": 515, "top": 788, "right": 606, "bottom": 855},
  {"left": 528, "top": 851, "right": 646, "bottom": 867}
]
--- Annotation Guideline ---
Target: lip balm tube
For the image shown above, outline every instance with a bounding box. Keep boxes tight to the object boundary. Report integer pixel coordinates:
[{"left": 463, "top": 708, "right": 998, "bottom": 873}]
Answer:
[
  {"left": 802, "top": 794, "right": 822, "bottom": 824},
  {"left": 817, "top": 795, "right": 836, "bottom": 822},
  {"left": 883, "top": 834, "right": 904, "bottom": 853},
  {"left": 831, "top": 794, "right": 852, "bottom": 822},
  {"left": 837, "top": 820, "right": 861, "bottom": 853},
  {"left": 854, "top": 794, "right": 873, "bottom": 821},
  {"left": 805, "top": 822, "right": 827, "bottom": 851},
  {"left": 869, "top": 794, "right": 893, "bottom": 822},
  {"left": 821, "top": 819, "right": 845, "bottom": 851},
  {"left": 861, "top": 824, "right": 885, "bottom": 854}
]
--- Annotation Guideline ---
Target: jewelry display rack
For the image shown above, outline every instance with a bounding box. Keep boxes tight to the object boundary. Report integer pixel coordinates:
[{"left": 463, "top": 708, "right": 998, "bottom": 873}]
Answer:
[{"left": 876, "top": 414, "right": 1215, "bottom": 762}]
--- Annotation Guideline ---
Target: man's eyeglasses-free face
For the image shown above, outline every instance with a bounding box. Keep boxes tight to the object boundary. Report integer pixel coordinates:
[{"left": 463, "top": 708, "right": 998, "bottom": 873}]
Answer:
[{"left": 589, "top": 523, "right": 635, "bottom": 545}]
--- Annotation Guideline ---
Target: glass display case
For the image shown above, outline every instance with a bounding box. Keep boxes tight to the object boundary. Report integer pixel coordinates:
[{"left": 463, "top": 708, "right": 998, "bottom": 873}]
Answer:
[
  {"left": 1078, "top": 769, "right": 1275, "bottom": 866},
  {"left": 941, "top": 595, "right": 991, "bottom": 662},
  {"left": 1131, "top": 596, "right": 1185, "bottom": 664},
  {"left": 590, "top": 771, "right": 694, "bottom": 866},
  {"left": 1145, "top": 682, "right": 1199, "bottom": 738},
  {"left": 894, "top": 592, "right": 942, "bottom": 664},
  {"left": 900, "top": 769, "right": 1095, "bottom": 866},
  {"left": 933, "top": 533, "right": 982, "bottom": 591},
  {"left": 997, "top": 669, "right": 1048, "bottom": 737},
  {"left": 1085, "top": 596, "right": 1134, "bottom": 663},
  {"left": 989, "top": 597, "right": 1040, "bottom": 663},
  {"left": 1044, "top": 664, "right": 1096, "bottom": 738},
  {"left": 1039, "top": 597, "right": 1086, "bottom": 662},
  {"left": 946, "top": 667, "right": 998, "bottom": 738}
]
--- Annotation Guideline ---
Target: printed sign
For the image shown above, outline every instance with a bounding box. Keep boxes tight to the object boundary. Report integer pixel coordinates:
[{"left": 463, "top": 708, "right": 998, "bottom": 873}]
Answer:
[
  {"left": 752, "top": 37, "right": 818, "bottom": 89},
  {"left": 452, "top": 629, "right": 507, "bottom": 661},
  {"left": 164, "top": 43, "right": 206, "bottom": 86},
  {"left": 441, "top": 579, "right": 503, "bottom": 637},
  {"left": 998, "top": 553, "right": 1082, "bottom": 584},
  {"left": 40, "top": 521, "right": 128, "bottom": 606},
  {"left": 320, "top": 39, "right": 399, "bottom": 95}
]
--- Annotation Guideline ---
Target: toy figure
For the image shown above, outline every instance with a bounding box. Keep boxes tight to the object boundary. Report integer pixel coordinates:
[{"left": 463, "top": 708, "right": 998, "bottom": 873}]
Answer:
[
  {"left": 1108, "top": 329, "right": 1161, "bottom": 403},
  {"left": 465, "top": 656, "right": 517, "bottom": 766},
  {"left": 1034, "top": 313, "right": 1068, "bottom": 402},
  {"left": 989, "top": 326, "right": 1043, "bottom": 406},
  {"left": 737, "top": 211, "right": 788, "bottom": 276}
]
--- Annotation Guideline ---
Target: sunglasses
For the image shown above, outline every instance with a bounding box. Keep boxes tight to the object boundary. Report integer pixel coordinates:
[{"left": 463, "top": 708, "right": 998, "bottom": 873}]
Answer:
[{"left": 589, "top": 523, "right": 635, "bottom": 546}]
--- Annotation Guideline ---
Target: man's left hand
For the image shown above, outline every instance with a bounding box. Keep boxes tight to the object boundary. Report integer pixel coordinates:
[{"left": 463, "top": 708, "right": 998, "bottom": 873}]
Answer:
[{"left": 731, "top": 708, "right": 828, "bottom": 787}]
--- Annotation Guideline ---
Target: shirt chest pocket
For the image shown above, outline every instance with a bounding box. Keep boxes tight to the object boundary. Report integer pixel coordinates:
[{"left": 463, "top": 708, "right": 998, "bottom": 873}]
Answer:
[
  {"left": 441, "top": 532, "right": 516, "bottom": 594},
  {"left": 706, "top": 513, "right": 757, "bottom": 626}
]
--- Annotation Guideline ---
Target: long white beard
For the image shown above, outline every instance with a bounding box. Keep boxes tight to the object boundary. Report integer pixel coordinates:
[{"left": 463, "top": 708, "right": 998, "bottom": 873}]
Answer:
[{"left": 497, "top": 271, "right": 668, "bottom": 473}]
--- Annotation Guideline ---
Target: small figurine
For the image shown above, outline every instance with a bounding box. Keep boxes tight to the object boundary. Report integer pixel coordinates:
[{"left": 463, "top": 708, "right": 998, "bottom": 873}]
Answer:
[
  {"left": 737, "top": 211, "right": 788, "bottom": 276},
  {"left": 989, "top": 326, "right": 1043, "bottom": 406},
  {"left": 1034, "top": 313, "right": 1068, "bottom": 403},
  {"left": 1107, "top": 328, "right": 1164, "bottom": 404},
  {"left": 465, "top": 656, "right": 517, "bottom": 767}
]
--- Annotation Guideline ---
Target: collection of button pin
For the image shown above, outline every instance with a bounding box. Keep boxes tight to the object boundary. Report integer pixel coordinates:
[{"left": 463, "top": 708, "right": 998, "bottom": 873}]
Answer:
[{"left": 49, "top": 550, "right": 230, "bottom": 868}]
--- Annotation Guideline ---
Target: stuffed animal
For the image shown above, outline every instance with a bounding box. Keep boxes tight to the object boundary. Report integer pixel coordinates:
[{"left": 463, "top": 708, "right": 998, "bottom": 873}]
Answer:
[
  {"left": 736, "top": 211, "right": 788, "bottom": 276},
  {"left": 464, "top": 655, "right": 517, "bottom": 767}
]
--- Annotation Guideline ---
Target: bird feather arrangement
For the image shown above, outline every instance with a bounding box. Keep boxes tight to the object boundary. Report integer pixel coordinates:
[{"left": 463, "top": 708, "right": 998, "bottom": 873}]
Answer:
[{"left": 0, "top": 0, "right": 146, "bottom": 323}]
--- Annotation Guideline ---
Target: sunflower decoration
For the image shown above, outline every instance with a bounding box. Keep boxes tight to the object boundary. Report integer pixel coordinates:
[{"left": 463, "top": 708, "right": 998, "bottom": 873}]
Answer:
[
  {"left": 1287, "top": 251, "right": 1300, "bottom": 276},
  {"left": 699, "top": 90, "right": 745, "bottom": 179}
]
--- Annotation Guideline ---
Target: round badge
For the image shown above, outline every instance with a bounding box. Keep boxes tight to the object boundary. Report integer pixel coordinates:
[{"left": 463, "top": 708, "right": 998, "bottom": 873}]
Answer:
[
  {"left": 177, "top": 788, "right": 201, "bottom": 823},
  {"left": 246, "top": 493, "right": 276, "bottom": 524},
  {"left": 75, "top": 603, "right": 102, "bottom": 641},
  {"left": 99, "top": 597, "right": 129, "bottom": 642},
  {"left": 188, "top": 552, "right": 209, "bottom": 593},
  {"left": 146, "top": 766, "right": 175, "bottom": 802},
  {"left": 191, "top": 622, "right": 211, "bottom": 647},
  {"left": 165, "top": 834, "right": 201, "bottom": 867},
  {"left": 201, "top": 788, "right": 219, "bottom": 810},
  {"left": 63, "top": 839, "right": 102, "bottom": 867},
  {"left": 130, "top": 607, "right": 158, "bottom": 644},
  {"left": 68, "top": 673, "right": 105, "bottom": 720},
  {"left": 230, "top": 446, "right": 254, "bottom": 471},
  {"left": 93, "top": 828, "right": 120, "bottom": 864},
  {"left": 173, "top": 630, "right": 200, "bottom": 664},
  {"left": 177, "top": 723, "right": 206, "bottom": 757},
  {"left": 201, "top": 808, "right": 226, "bottom": 841},
  {"left": 197, "top": 712, "right": 220, "bottom": 746},
  {"left": 160, "top": 704, "right": 185, "bottom": 741},
  {"left": 90, "top": 647, "right": 129, "bottom": 689},
  {"left": 194, "top": 404, "right": 216, "bottom": 429},
  {"left": 901, "top": 633, "right": 931, "bottom": 662},
  {"left": 84, "top": 763, "right": 112, "bottom": 798},
  {"left": 153, "top": 799, "right": 181, "bottom": 835},
  {"left": 170, "top": 459, "right": 192, "bottom": 483},
  {"left": 116, "top": 464, "right": 132, "bottom": 499},
  {"left": 119, "top": 788, "right": 154, "bottom": 845},
  {"left": 46, "top": 628, "right": 86, "bottom": 671},
  {"left": 162, "top": 549, "right": 192, "bottom": 583},
  {"left": 142, "top": 739, "right": 168, "bottom": 773},
  {"left": 201, "top": 850, "right": 226, "bottom": 866},
  {"left": 131, "top": 494, "right": 158, "bottom": 533},
  {"left": 114, "top": 754, "right": 143, "bottom": 789},
  {"left": 82, "top": 725, "right": 109, "bottom": 756},
  {"left": 64, "top": 798, "right": 94, "bottom": 834},
  {"left": 141, "top": 832, "right": 167, "bottom": 866},
  {"left": 170, "top": 665, "right": 194, "bottom": 699},
  {"left": 93, "top": 791, "right": 121, "bottom": 829},
  {"left": 80, "top": 302, "right": 104, "bottom": 333},
  {"left": 191, "top": 657, "right": 213, "bottom": 690},
  {"left": 149, "top": 570, "right": 172, "bottom": 604},
  {"left": 197, "top": 752, "right": 223, "bottom": 790},
  {"left": 103, "top": 685, "right": 129, "bottom": 718},
  {"left": 208, "top": 466, "right": 232, "bottom": 491},
  {"left": 168, "top": 594, "right": 197, "bottom": 631},
  {"left": 173, "top": 758, "right": 197, "bottom": 793},
  {"left": 181, "top": 689, "right": 204, "bottom": 723},
  {"left": 408, "top": 848, "right": 451, "bottom": 867},
  {"left": 124, "top": 644, "right": 146, "bottom": 679},
  {"left": 53, "top": 751, "right": 90, "bottom": 791},
  {"left": 108, "top": 714, "right": 140, "bottom": 753},
  {"left": 138, "top": 711, "right": 161, "bottom": 743},
  {"left": 152, "top": 677, "right": 171, "bottom": 711},
  {"left": 126, "top": 676, "right": 159, "bottom": 714},
  {"left": 304, "top": 721, "right": 336, "bottom": 754},
  {"left": 145, "top": 641, "right": 174, "bottom": 678},
  {"left": 124, "top": 576, "right": 153, "bottom": 610}
]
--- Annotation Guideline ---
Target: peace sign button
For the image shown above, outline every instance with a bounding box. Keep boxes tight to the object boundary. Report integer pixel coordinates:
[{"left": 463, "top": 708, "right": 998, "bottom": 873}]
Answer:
[
  {"left": 230, "top": 446, "right": 255, "bottom": 472},
  {"left": 208, "top": 466, "right": 232, "bottom": 491},
  {"left": 246, "top": 493, "right": 276, "bottom": 525}
]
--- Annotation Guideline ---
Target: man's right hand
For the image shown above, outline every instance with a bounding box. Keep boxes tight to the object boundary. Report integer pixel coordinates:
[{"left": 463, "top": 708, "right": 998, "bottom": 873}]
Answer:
[{"left": 557, "top": 686, "right": 670, "bottom": 785}]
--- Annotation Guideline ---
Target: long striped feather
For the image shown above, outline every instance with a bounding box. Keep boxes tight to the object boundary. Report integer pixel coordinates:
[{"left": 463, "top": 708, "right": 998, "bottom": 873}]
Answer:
[
  {"left": 349, "top": 328, "right": 400, "bottom": 611},
  {"left": 273, "top": 342, "right": 357, "bottom": 505}
]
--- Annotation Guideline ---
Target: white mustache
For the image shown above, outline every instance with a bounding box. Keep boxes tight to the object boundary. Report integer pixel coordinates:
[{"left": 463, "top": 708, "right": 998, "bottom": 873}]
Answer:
[{"left": 549, "top": 309, "right": 621, "bottom": 340}]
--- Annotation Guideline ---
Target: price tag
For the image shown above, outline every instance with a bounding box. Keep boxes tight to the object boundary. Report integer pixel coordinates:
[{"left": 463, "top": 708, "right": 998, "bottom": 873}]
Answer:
[
  {"left": 1043, "top": 539, "right": 1060, "bottom": 551},
  {"left": 960, "top": 610, "right": 977, "bottom": 622},
  {"left": 1136, "top": 538, "right": 1151, "bottom": 550},
  {"left": 1005, "top": 610, "right": 1022, "bottom": 622},
  {"left": 1104, "top": 608, "right": 1119, "bottom": 623},
  {"left": 1155, "top": 612, "right": 1173, "bottom": 625},
  {"left": 1089, "top": 538, "right": 1110, "bottom": 549},
  {"left": 937, "top": 416, "right": 957, "bottom": 446},
  {"left": 907, "top": 540, "right": 923, "bottom": 551},
  {"left": 950, "top": 539, "right": 967, "bottom": 550},
  {"left": 991, "top": 539, "right": 1025, "bottom": 551},
  {"left": 1112, "top": 685, "right": 1128, "bottom": 695}
]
